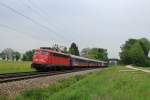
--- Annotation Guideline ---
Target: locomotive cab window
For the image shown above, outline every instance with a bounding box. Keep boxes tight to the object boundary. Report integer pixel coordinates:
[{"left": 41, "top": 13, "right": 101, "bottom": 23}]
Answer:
[{"left": 41, "top": 51, "right": 49, "bottom": 55}]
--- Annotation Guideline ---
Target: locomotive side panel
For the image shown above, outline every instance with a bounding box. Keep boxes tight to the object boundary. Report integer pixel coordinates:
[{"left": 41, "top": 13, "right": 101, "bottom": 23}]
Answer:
[{"left": 51, "top": 53, "right": 70, "bottom": 66}]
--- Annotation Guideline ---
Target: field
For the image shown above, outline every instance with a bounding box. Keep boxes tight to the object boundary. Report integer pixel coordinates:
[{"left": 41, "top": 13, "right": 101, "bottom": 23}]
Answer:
[
  {"left": 2, "top": 66, "right": 150, "bottom": 100},
  {"left": 0, "top": 61, "right": 33, "bottom": 73}
]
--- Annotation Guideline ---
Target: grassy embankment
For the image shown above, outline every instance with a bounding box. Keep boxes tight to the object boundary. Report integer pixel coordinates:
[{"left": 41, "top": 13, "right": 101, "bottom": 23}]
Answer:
[
  {"left": 2, "top": 66, "right": 150, "bottom": 100},
  {"left": 0, "top": 61, "right": 33, "bottom": 73}
]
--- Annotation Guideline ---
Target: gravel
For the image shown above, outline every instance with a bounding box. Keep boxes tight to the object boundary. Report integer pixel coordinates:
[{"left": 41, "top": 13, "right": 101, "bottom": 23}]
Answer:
[{"left": 0, "top": 69, "right": 100, "bottom": 97}]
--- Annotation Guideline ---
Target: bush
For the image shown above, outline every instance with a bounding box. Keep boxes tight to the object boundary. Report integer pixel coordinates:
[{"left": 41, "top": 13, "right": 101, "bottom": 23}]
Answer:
[{"left": 144, "top": 59, "right": 150, "bottom": 67}]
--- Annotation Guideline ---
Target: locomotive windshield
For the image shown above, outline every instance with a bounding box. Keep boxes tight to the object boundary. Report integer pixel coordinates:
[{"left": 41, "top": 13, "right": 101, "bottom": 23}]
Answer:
[{"left": 34, "top": 51, "right": 49, "bottom": 55}]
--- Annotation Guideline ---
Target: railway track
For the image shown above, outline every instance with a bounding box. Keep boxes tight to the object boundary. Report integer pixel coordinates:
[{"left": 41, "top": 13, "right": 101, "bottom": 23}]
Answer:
[{"left": 0, "top": 68, "right": 96, "bottom": 83}]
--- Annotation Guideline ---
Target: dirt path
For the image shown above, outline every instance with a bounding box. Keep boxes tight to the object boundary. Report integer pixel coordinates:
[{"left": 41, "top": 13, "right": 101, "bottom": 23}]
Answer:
[{"left": 126, "top": 65, "right": 150, "bottom": 73}]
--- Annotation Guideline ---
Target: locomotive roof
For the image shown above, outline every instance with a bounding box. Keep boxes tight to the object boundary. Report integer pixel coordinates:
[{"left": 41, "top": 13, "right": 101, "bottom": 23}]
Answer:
[{"left": 36, "top": 49, "right": 70, "bottom": 56}]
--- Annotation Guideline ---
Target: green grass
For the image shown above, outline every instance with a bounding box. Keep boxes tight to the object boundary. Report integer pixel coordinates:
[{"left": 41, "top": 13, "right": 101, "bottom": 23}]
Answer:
[
  {"left": 0, "top": 61, "right": 33, "bottom": 73},
  {"left": 2, "top": 66, "right": 149, "bottom": 100}
]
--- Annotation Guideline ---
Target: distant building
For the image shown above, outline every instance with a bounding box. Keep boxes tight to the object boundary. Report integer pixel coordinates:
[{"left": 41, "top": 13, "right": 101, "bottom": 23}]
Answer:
[{"left": 108, "top": 58, "right": 119, "bottom": 65}]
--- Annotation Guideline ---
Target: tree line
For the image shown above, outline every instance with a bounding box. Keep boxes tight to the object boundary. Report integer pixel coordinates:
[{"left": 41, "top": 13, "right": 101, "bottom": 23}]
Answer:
[
  {"left": 1, "top": 37, "right": 149, "bottom": 67},
  {"left": 0, "top": 42, "right": 108, "bottom": 61},
  {"left": 0, "top": 48, "right": 21, "bottom": 61}
]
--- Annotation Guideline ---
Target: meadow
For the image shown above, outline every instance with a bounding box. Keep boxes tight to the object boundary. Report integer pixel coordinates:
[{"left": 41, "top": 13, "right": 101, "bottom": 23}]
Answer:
[
  {"left": 2, "top": 66, "right": 150, "bottom": 100},
  {"left": 0, "top": 61, "right": 33, "bottom": 73}
]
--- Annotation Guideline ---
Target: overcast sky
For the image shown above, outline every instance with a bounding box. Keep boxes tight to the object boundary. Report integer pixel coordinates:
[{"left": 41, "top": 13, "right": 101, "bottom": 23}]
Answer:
[{"left": 0, "top": 0, "right": 150, "bottom": 58}]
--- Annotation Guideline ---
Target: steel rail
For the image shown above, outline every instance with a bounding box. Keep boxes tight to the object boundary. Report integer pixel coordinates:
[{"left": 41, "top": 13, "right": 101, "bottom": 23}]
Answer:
[{"left": 0, "top": 68, "right": 96, "bottom": 83}]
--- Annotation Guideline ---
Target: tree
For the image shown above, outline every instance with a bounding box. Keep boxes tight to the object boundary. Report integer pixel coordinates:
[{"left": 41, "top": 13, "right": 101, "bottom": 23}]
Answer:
[
  {"left": 0, "top": 52, "right": 5, "bottom": 60},
  {"left": 69, "top": 42, "right": 80, "bottom": 56},
  {"left": 139, "top": 38, "right": 150, "bottom": 57},
  {"left": 62, "top": 47, "right": 68, "bottom": 53},
  {"left": 81, "top": 48, "right": 91, "bottom": 58},
  {"left": 51, "top": 44, "right": 68, "bottom": 53},
  {"left": 128, "top": 42, "right": 146, "bottom": 66},
  {"left": 81, "top": 48, "right": 108, "bottom": 61},
  {"left": 88, "top": 48, "right": 107, "bottom": 60},
  {"left": 1, "top": 48, "right": 14, "bottom": 60},
  {"left": 22, "top": 50, "right": 35, "bottom": 61},
  {"left": 52, "top": 44, "right": 59, "bottom": 51},
  {"left": 120, "top": 39, "right": 138, "bottom": 64},
  {"left": 120, "top": 38, "right": 150, "bottom": 66},
  {"left": 12, "top": 51, "right": 21, "bottom": 61}
]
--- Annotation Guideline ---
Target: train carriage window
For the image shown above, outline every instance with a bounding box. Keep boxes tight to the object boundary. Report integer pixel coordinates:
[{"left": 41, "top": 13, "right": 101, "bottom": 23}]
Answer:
[{"left": 72, "top": 58, "right": 78, "bottom": 65}]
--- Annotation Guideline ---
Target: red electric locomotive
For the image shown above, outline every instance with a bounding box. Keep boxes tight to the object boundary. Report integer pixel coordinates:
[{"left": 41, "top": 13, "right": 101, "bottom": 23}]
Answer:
[
  {"left": 32, "top": 48, "right": 71, "bottom": 71},
  {"left": 31, "top": 48, "right": 107, "bottom": 71}
]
